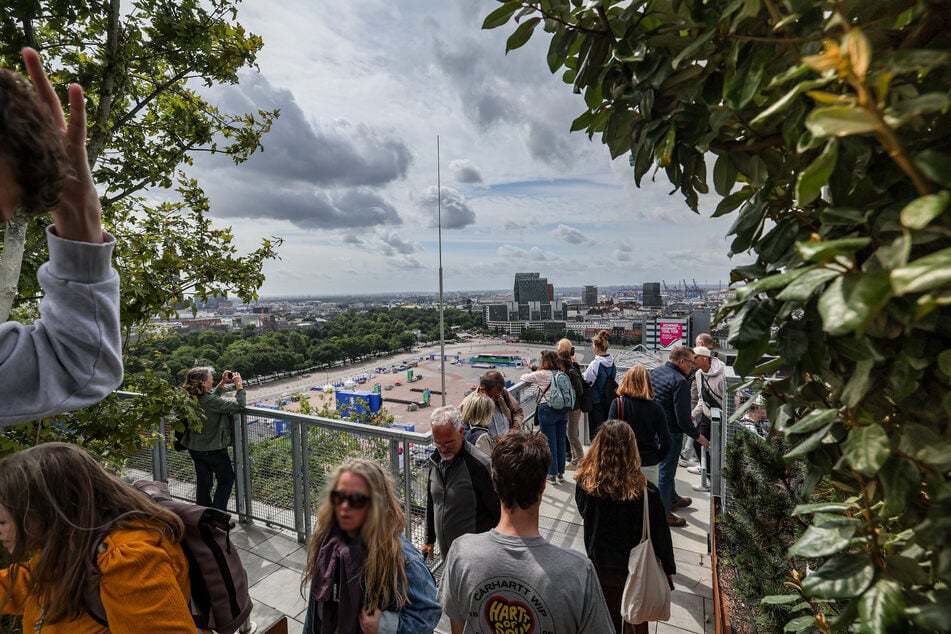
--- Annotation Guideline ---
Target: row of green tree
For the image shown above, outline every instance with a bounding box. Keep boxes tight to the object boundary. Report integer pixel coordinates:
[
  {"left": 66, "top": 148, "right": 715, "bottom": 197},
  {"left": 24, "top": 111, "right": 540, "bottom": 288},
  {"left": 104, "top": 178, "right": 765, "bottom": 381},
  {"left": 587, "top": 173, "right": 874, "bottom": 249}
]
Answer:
[{"left": 126, "top": 306, "right": 484, "bottom": 382}]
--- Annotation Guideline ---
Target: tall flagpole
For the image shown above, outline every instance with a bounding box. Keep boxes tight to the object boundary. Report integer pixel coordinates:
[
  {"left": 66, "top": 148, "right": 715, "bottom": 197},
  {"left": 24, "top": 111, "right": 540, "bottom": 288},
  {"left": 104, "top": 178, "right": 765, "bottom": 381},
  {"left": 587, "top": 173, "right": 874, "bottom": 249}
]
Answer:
[{"left": 437, "top": 136, "right": 446, "bottom": 405}]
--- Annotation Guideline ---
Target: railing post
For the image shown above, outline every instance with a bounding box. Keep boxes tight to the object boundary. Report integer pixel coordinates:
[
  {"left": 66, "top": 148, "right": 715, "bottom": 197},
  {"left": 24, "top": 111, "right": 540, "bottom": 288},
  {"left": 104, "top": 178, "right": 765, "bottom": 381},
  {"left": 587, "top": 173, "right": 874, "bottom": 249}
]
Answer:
[
  {"left": 152, "top": 418, "right": 167, "bottom": 482},
  {"left": 710, "top": 407, "right": 722, "bottom": 500},
  {"left": 301, "top": 421, "right": 312, "bottom": 541},
  {"left": 291, "top": 420, "right": 306, "bottom": 544},
  {"left": 233, "top": 412, "right": 252, "bottom": 523},
  {"left": 401, "top": 438, "right": 412, "bottom": 539}
]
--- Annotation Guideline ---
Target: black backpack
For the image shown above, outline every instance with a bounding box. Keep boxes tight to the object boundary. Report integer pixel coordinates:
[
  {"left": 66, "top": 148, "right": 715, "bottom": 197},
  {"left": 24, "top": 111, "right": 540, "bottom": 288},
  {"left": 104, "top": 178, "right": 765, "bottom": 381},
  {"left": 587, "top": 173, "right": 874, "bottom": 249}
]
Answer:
[
  {"left": 568, "top": 365, "right": 592, "bottom": 413},
  {"left": 85, "top": 480, "right": 253, "bottom": 634},
  {"left": 596, "top": 363, "right": 618, "bottom": 403}
]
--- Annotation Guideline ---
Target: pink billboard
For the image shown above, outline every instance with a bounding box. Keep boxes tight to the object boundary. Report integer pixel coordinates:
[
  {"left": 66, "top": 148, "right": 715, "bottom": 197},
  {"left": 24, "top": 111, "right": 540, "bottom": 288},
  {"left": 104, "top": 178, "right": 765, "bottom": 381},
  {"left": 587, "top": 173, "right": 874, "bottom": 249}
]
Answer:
[{"left": 659, "top": 321, "right": 684, "bottom": 348}]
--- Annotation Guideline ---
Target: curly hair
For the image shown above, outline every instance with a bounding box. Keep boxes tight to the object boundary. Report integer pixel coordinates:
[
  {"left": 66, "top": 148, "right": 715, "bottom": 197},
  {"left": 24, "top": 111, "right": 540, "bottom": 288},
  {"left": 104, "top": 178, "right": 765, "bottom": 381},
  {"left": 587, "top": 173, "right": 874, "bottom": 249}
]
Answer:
[
  {"left": 0, "top": 68, "right": 69, "bottom": 215},
  {"left": 302, "top": 459, "right": 409, "bottom": 612},
  {"left": 0, "top": 443, "right": 183, "bottom": 624},
  {"left": 182, "top": 366, "right": 214, "bottom": 397},
  {"left": 574, "top": 420, "right": 647, "bottom": 501}
]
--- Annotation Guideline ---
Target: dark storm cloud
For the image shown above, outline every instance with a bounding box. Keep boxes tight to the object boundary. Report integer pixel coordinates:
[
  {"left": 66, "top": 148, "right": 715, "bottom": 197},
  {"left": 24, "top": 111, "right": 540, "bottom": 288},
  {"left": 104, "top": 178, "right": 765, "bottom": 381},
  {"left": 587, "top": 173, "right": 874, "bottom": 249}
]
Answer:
[
  {"left": 215, "top": 73, "right": 413, "bottom": 187},
  {"left": 420, "top": 186, "right": 476, "bottom": 230},
  {"left": 450, "top": 159, "right": 483, "bottom": 184}
]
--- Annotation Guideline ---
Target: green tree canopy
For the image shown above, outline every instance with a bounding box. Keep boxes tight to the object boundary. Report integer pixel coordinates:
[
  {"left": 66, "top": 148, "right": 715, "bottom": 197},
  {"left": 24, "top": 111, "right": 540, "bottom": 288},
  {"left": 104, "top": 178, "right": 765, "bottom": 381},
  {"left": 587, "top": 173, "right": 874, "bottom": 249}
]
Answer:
[{"left": 486, "top": 0, "right": 950, "bottom": 631}]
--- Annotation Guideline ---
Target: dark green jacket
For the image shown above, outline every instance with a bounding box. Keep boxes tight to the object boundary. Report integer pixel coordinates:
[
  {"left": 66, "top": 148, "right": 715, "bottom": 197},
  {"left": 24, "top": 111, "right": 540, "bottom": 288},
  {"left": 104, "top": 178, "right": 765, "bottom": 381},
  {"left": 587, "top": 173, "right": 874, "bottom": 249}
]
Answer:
[{"left": 184, "top": 387, "right": 246, "bottom": 451}]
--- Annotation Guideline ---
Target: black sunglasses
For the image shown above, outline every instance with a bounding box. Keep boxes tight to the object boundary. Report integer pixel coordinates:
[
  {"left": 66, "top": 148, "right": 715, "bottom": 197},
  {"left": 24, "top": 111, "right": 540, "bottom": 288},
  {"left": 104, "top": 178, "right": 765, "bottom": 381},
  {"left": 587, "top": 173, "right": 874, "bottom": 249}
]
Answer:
[{"left": 330, "top": 490, "right": 370, "bottom": 509}]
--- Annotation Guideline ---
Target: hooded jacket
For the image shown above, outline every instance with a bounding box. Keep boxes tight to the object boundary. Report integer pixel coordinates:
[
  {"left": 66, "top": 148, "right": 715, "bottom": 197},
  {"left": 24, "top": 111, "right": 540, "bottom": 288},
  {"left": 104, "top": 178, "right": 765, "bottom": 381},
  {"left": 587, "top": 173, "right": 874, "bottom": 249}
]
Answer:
[{"left": 691, "top": 357, "right": 725, "bottom": 420}]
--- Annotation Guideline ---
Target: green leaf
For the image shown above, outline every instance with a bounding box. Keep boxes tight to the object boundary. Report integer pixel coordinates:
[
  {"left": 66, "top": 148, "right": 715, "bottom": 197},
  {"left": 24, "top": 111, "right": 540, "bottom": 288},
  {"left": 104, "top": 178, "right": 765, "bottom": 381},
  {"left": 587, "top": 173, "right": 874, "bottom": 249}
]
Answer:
[
  {"left": 786, "top": 408, "right": 838, "bottom": 435},
  {"left": 796, "top": 237, "right": 871, "bottom": 262},
  {"left": 790, "top": 524, "right": 856, "bottom": 557},
  {"left": 714, "top": 189, "right": 751, "bottom": 217},
  {"left": 761, "top": 594, "right": 801, "bottom": 605},
  {"left": 785, "top": 422, "right": 834, "bottom": 459},
  {"left": 820, "top": 207, "right": 867, "bottom": 226},
  {"left": 795, "top": 139, "right": 838, "bottom": 206},
  {"left": 801, "top": 554, "right": 876, "bottom": 599},
  {"left": 817, "top": 271, "right": 892, "bottom": 336},
  {"left": 713, "top": 154, "right": 737, "bottom": 196},
  {"left": 792, "top": 502, "right": 853, "bottom": 516},
  {"left": 657, "top": 125, "right": 676, "bottom": 167},
  {"left": 482, "top": 2, "right": 521, "bottom": 30},
  {"left": 806, "top": 106, "right": 881, "bottom": 138},
  {"left": 858, "top": 579, "right": 904, "bottom": 634},
  {"left": 881, "top": 457, "right": 921, "bottom": 517},
  {"left": 884, "top": 92, "right": 951, "bottom": 127},
  {"left": 891, "top": 247, "right": 951, "bottom": 295},
  {"left": 914, "top": 150, "right": 951, "bottom": 188},
  {"left": 752, "top": 78, "right": 829, "bottom": 123},
  {"left": 505, "top": 17, "right": 541, "bottom": 53},
  {"left": 842, "top": 423, "right": 890, "bottom": 477},
  {"left": 898, "top": 424, "right": 951, "bottom": 471},
  {"left": 784, "top": 615, "right": 816, "bottom": 632},
  {"left": 671, "top": 28, "right": 716, "bottom": 69},
  {"left": 776, "top": 267, "right": 840, "bottom": 302},
  {"left": 841, "top": 359, "right": 874, "bottom": 408},
  {"left": 938, "top": 349, "right": 951, "bottom": 377},
  {"left": 900, "top": 191, "right": 950, "bottom": 230}
]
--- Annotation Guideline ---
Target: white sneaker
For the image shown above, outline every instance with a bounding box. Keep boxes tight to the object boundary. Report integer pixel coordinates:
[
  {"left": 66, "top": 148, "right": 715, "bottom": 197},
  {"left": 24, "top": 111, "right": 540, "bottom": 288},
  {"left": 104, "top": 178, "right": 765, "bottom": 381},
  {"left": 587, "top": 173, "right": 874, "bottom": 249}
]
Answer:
[
  {"left": 556, "top": 474, "right": 565, "bottom": 483},
  {"left": 686, "top": 465, "right": 704, "bottom": 475}
]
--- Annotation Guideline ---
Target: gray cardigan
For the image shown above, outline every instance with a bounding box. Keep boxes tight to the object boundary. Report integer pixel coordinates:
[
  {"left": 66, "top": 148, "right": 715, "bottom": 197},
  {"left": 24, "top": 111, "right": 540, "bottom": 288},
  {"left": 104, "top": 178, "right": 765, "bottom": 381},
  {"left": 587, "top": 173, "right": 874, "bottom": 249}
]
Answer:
[{"left": 185, "top": 386, "right": 246, "bottom": 451}]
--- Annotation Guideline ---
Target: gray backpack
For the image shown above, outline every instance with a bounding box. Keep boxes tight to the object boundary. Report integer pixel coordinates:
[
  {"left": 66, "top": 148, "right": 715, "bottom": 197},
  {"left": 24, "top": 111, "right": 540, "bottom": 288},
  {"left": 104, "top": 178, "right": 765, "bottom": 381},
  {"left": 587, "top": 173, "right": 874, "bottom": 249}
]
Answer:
[
  {"left": 84, "top": 480, "right": 252, "bottom": 634},
  {"left": 545, "top": 370, "right": 576, "bottom": 413}
]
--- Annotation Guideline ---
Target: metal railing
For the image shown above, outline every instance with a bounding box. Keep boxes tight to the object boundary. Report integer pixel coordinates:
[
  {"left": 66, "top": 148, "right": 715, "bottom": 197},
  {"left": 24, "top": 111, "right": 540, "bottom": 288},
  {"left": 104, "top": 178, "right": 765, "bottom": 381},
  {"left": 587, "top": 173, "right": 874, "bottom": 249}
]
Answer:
[{"left": 125, "top": 381, "right": 538, "bottom": 548}]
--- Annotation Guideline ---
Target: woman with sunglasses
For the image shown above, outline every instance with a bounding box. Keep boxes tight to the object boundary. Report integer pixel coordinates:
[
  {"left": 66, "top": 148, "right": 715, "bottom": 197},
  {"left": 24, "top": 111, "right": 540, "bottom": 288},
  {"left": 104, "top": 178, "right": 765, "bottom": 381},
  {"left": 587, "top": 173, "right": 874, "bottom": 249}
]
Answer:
[{"left": 301, "top": 459, "right": 441, "bottom": 633}]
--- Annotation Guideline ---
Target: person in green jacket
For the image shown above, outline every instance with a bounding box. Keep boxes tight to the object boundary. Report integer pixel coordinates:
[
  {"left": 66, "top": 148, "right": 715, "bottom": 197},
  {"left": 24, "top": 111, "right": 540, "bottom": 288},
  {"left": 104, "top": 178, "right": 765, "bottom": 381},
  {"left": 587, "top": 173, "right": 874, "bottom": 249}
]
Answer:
[{"left": 182, "top": 367, "right": 246, "bottom": 511}]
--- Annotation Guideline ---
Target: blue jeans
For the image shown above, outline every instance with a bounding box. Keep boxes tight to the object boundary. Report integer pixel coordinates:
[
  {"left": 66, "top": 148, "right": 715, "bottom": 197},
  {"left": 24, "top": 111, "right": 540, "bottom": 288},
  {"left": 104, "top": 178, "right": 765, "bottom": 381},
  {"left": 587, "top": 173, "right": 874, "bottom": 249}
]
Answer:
[
  {"left": 538, "top": 403, "right": 568, "bottom": 476},
  {"left": 658, "top": 431, "right": 682, "bottom": 514},
  {"left": 189, "top": 448, "right": 234, "bottom": 511}
]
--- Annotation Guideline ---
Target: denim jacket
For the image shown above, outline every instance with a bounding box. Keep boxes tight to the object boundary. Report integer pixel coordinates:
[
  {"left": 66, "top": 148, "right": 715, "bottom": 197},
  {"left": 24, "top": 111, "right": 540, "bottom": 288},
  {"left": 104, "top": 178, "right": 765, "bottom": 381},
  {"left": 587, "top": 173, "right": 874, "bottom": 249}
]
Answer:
[{"left": 303, "top": 534, "right": 441, "bottom": 633}]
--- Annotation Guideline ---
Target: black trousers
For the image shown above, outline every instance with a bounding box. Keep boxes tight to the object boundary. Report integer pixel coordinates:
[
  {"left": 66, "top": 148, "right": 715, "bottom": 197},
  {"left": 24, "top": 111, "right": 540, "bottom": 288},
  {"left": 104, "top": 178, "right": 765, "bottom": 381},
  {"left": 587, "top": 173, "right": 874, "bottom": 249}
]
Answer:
[{"left": 188, "top": 448, "right": 234, "bottom": 511}]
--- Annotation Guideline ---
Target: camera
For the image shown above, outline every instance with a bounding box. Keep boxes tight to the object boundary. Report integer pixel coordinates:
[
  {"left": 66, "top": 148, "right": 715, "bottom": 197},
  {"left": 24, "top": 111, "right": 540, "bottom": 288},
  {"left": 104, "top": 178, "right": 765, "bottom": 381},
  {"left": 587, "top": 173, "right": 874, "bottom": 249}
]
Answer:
[{"left": 223, "top": 371, "right": 233, "bottom": 380}]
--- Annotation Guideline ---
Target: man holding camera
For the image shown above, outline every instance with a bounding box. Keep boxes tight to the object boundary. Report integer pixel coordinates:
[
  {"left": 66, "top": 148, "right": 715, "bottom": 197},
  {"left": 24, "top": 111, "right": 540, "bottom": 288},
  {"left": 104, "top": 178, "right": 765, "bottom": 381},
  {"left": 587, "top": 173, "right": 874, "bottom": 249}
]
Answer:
[{"left": 182, "top": 366, "right": 245, "bottom": 511}]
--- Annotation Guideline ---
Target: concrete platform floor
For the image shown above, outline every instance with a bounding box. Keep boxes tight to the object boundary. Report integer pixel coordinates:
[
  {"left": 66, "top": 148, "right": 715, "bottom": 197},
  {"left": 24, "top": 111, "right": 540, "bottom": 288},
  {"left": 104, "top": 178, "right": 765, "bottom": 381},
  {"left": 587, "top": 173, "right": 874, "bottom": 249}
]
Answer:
[{"left": 233, "top": 464, "right": 713, "bottom": 634}]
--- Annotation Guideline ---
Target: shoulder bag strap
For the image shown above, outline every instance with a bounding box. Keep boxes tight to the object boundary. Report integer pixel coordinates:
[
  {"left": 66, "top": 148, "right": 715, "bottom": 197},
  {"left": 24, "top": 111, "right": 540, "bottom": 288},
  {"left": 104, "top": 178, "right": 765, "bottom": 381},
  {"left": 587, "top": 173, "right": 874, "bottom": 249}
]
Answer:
[
  {"left": 641, "top": 484, "right": 651, "bottom": 544},
  {"left": 616, "top": 397, "right": 625, "bottom": 421}
]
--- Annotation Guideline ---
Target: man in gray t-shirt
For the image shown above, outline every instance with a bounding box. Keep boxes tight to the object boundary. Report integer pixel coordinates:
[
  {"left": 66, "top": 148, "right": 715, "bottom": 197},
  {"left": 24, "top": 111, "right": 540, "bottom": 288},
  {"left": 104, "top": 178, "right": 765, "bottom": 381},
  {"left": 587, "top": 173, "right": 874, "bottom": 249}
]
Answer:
[{"left": 439, "top": 432, "right": 613, "bottom": 633}]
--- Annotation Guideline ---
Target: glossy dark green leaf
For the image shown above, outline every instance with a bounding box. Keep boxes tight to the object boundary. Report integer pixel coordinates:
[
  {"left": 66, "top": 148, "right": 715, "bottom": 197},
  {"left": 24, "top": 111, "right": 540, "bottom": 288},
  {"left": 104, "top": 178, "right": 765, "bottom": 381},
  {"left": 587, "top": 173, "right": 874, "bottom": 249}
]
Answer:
[
  {"left": 797, "top": 237, "right": 871, "bottom": 262},
  {"left": 806, "top": 106, "right": 881, "bottom": 138},
  {"left": 789, "top": 524, "right": 856, "bottom": 557},
  {"left": 795, "top": 139, "right": 838, "bottom": 206},
  {"left": 713, "top": 189, "right": 750, "bottom": 217},
  {"left": 817, "top": 271, "right": 892, "bottom": 336},
  {"left": 713, "top": 154, "right": 737, "bottom": 196},
  {"left": 858, "top": 579, "right": 904, "bottom": 634},
  {"left": 898, "top": 424, "right": 951, "bottom": 471},
  {"left": 792, "top": 502, "right": 853, "bottom": 516},
  {"left": 752, "top": 78, "right": 829, "bottom": 123},
  {"left": 482, "top": 2, "right": 520, "bottom": 29},
  {"left": 891, "top": 247, "right": 951, "bottom": 295},
  {"left": 783, "top": 616, "right": 816, "bottom": 632},
  {"left": 761, "top": 594, "right": 801, "bottom": 605},
  {"left": 888, "top": 357, "right": 920, "bottom": 402},
  {"left": 914, "top": 149, "right": 951, "bottom": 188},
  {"left": 820, "top": 207, "right": 868, "bottom": 226},
  {"left": 801, "top": 554, "right": 875, "bottom": 599},
  {"left": 841, "top": 359, "right": 874, "bottom": 408},
  {"left": 884, "top": 92, "right": 951, "bottom": 127},
  {"left": 505, "top": 17, "right": 541, "bottom": 53},
  {"left": 938, "top": 349, "right": 951, "bottom": 377},
  {"left": 900, "top": 191, "right": 950, "bottom": 230},
  {"left": 842, "top": 423, "right": 890, "bottom": 477},
  {"left": 784, "top": 422, "right": 834, "bottom": 459},
  {"left": 776, "top": 268, "right": 840, "bottom": 302},
  {"left": 881, "top": 457, "right": 921, "bottom": 517},
  {"left": 786, "top": 408, "right": 838, "bottom": 435},
  {"left": 671, "top": 28, "right": 715, "bottom": 69}
]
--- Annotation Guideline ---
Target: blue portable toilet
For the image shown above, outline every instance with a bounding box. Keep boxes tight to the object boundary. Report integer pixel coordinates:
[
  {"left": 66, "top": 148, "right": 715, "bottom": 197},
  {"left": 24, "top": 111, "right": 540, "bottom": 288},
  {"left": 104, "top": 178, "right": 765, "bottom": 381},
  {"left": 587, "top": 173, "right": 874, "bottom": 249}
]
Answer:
[{"left": 335, "top": 389, "right": 383, "bottom": 421}]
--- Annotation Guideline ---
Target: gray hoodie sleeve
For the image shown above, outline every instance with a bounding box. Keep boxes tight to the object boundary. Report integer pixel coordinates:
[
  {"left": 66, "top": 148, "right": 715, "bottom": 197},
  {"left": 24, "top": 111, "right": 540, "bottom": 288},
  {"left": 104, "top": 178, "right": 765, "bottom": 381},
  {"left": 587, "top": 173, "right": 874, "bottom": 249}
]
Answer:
[{"left": 0, "top": 227, "right": 122, "bottom": 426}]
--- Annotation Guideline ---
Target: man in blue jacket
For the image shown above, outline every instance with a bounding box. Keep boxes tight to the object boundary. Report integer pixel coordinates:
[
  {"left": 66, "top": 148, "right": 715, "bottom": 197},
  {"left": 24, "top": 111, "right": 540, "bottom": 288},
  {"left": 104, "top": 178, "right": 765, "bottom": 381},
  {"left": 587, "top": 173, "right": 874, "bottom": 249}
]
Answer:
[{"left": 651, "top": 346, "right": 710, "bottom": 527}]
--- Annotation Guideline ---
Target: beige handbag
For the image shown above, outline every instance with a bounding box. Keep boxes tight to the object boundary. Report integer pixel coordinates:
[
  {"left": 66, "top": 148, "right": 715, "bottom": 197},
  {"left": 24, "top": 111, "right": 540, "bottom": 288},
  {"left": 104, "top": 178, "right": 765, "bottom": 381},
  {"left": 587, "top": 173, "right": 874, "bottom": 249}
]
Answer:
[{"left": 620, "top": 485, "right": 672, "bottom": 624}]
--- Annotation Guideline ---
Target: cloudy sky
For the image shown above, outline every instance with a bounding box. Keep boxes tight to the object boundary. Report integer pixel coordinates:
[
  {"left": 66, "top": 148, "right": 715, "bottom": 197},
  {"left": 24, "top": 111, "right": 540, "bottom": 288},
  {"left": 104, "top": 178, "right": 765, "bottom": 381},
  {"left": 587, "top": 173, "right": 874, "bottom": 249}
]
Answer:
[{"left": 189, "top": 0, "right": 745, "bottom": 296}]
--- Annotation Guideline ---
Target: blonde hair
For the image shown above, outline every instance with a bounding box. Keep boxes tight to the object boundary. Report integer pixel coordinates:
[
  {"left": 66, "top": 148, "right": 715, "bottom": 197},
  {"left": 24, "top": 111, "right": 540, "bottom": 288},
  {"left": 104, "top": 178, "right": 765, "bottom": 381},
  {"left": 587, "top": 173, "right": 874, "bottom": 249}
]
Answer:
[
  {"left": 592, "top": 330, "right": 610, "bottom": 354},
  {"left": 302, "top": 459, "right": 409, "bottom": 611},
  {"left": 575, "top": 420, "right": 647, "bottom": 501},
  {"left": 556, "top": 338, "right": 573, "bottom": 355},
  {"left": 460, "top": 391, "right": 494, "bottom": 428},
  {"left": 617, "top": 365, "right": 654, "bottom": 400},
  {"left": 0, "top": 443, "right": 183, "bottom": 624}
]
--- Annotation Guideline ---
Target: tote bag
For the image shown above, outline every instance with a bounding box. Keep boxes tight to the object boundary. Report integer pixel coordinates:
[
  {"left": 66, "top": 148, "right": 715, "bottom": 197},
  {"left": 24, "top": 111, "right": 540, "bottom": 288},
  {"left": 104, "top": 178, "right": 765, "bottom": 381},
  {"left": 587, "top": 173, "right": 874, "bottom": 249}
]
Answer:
[{"left": 620, "top": 486, "right": 671, "bottom": 624}]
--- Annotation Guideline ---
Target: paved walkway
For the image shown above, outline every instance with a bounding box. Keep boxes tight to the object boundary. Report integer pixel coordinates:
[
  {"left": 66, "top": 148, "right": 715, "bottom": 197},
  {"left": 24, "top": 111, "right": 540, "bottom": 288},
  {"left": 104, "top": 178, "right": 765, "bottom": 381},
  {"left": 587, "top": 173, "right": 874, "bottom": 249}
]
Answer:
[{"left": 232, "top": 466, "right": 713, "bottom": 634}]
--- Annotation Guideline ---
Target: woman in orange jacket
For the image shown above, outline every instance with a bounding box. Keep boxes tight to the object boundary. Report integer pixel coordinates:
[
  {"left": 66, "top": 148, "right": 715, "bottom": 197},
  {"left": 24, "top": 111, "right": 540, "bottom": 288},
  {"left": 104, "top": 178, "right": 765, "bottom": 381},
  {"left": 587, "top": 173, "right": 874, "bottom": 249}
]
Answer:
[{"left": 0, "top": 443, "right": 195, "bottom": 632}]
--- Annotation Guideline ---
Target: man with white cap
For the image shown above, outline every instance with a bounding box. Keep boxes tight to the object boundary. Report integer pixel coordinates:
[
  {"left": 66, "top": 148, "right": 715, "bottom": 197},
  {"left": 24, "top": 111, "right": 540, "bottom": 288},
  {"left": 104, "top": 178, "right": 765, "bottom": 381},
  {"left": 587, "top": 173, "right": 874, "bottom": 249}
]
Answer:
[{"left": 688, "top": 346, "right": 724, "bottom": 488}]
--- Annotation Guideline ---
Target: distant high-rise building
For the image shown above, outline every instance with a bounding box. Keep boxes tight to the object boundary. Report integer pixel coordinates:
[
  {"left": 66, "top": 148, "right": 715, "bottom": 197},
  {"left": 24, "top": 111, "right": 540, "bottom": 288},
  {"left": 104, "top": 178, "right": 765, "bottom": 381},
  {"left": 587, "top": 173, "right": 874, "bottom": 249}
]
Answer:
[
  {"left": 583, "top": 285, "right": 598, "bottom": 307},
  {"left": 514, "top": 273, "right": 549, "bottom": 304},
  {"left": 643, "top": 282, "right": 662, "bottom": 308}
]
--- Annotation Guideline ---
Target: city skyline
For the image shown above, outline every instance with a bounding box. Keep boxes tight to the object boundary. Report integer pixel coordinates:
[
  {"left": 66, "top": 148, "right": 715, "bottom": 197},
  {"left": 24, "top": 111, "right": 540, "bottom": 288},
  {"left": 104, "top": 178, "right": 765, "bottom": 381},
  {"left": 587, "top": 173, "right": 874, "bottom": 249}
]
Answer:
[{"left": 171, "top": 1, "right": 751, "bottom": 296}]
